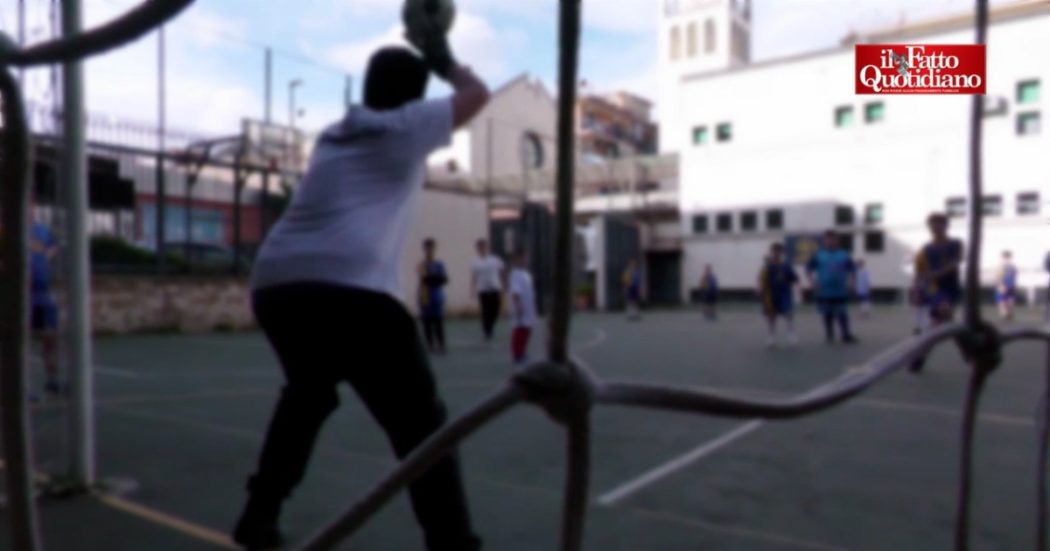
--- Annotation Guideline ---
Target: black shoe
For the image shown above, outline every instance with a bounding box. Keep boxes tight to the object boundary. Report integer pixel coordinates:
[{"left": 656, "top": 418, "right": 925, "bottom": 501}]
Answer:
[
  {"left": 842, "top": 335, "right": 859, "bottom": 345},
  {"left": 909, "top": 356, "right": 927, "bottom": 374},
  {"left": 233, "top": 496, "right": 284, "bottom": 550}
]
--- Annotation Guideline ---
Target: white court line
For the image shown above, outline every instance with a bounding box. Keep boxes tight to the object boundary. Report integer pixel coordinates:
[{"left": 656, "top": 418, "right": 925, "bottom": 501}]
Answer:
[
  {"left": 576, "top": 328, "right": 608, "bottom": 351},
  {"left": 597, "top": 420, "right": 765, "bottom": 506},
  {"left": 103, "top": 406, "right": 838, "bottom": 550}
]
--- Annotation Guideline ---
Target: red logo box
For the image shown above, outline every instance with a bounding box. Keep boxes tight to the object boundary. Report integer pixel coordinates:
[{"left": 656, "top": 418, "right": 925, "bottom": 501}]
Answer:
[{"left": 855, "top": 44, "right": 986, "bottom": 95}]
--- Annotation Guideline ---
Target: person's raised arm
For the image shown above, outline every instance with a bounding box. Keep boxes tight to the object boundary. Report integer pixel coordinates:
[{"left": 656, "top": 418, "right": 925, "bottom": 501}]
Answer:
[
  {"left": 412, "top": 27, "right": 490, "bottom": 129},
  {"left": 447, "top": 65, "right": 490, "bottom": 129}
]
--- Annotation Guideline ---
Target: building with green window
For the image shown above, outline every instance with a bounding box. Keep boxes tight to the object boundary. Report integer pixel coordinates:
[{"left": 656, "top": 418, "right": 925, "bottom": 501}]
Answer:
[{"left": 659, "top": 0, "right": 1049, "bottom": 303}]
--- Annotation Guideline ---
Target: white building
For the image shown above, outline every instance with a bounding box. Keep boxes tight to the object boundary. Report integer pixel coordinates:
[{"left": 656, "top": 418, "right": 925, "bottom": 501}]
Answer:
[
  {"left": 660, "top": 0, "right": 1049, "bottom": 302},
  {"left": 428, "top": 74, "right": 558, "bottom": 194}
]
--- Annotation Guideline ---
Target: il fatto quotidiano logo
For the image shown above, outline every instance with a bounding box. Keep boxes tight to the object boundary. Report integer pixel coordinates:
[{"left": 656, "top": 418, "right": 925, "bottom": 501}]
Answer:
[{"left": 855, "top": 44, "right": 986, "bottom": 94}]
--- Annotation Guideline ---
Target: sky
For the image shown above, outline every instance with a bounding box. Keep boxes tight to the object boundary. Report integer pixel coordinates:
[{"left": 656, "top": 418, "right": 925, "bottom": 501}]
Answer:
[{"left": 0, "top": 0, "right": 1016, "bottom": 138}]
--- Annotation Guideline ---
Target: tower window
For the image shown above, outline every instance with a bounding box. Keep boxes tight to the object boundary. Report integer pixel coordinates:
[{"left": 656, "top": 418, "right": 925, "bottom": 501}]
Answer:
[
  {"left": 704, "top": 18, "right": 716, "bottom": 53},
  {"left": 670, "top": 26, "right": 681, "bottom": 61},
  {"left": 687, "top": 23, "right": 698, "bottom": 58}
]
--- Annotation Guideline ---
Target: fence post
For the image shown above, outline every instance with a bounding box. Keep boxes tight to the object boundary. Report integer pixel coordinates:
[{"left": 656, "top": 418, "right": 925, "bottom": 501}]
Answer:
[{"left": 60, "top": 0, "right": 97, "bottom": 489}]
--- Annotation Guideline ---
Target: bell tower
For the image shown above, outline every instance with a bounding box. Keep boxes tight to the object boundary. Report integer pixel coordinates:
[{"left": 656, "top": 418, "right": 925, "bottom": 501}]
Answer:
[{"left": 658, "top": 0, "right": 752, "bottom": 152}]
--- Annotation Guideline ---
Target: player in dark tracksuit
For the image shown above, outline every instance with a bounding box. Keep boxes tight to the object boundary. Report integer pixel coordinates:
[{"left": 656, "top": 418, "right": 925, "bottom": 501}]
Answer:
[{"left": 759, "top": 243, "right": 799, "bottom": 346}]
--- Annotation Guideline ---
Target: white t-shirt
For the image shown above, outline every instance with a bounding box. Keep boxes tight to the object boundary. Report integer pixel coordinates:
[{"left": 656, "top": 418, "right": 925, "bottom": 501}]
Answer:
[
  {"left": 472, "top": 255, "right": 504, "bottom": 294},
  {"left": 251, "top": 99, "right": 454, "bottom": 297},
  {"left": 509, "top": 268, "right": 538, "bottom": 328},
  {"left": 510, "top": 268, "right": 537, "bottom": 329}
]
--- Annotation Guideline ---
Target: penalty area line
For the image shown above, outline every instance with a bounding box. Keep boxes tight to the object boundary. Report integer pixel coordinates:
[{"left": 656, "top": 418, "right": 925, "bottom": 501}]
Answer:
[{"left": 596, "top": 420, "right": 764, "bottom": 507}]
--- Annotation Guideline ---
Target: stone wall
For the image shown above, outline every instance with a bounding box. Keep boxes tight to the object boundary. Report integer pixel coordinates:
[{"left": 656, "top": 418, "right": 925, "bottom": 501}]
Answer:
[{"left": 88, "top": 276, "right": 254, "bottom": 334}]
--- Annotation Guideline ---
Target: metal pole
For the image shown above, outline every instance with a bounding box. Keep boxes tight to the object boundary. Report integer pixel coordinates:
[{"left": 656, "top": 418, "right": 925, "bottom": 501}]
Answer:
[
  {"left": 964, "top": 0, "right": 988, "bottom": 328},
  {"left": 0, "top": 62, "right": 44, "bottom": 551},
  {"left": 344, "top": 74, "right": 353, "bottom": 108},
  {"left": 264, "top": 48, "right": 272, "bottom": 123},
  {"left": 17, "top": 0, "right": 26, "bottom": 87},
  {"left": 232, "top": 160, "right": 243, "bottom": 276},
  {"left": 156, "top": 25, "right": 167, "bottom": 273},
  {"left": 60, "top": 0, "right": 96, "bottom": 487},
  {"left": 548, "top": 0, "right": 583, "bottom": 363}
]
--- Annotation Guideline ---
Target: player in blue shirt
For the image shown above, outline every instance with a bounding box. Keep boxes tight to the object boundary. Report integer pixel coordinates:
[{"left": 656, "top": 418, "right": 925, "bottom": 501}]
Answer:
[
  {"left": 996, "top": 250, "right": 1018, "bottom": 322},
  {"left": 30, "top": 221, "right": 62, "bottom": 396},
  {"left": 418, "top": 238, "right": 449, "bottom": 354},
  {"left": 758, "top": 243, "right": 799, "bottom": 346},
  {"left": 806, "top": 231, "right": 858, "bottom": 344}
]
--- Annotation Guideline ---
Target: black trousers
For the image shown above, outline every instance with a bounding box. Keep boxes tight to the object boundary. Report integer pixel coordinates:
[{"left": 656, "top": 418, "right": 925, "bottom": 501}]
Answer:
[
  {"left": 421, "top": 315, "right": 446, "bottom": 351},
  {"left": 478, "top": 291, "right": 501, "bottom": 339},
  {"left": 248, "top": 283, "right": 480, "bottom": 550}
]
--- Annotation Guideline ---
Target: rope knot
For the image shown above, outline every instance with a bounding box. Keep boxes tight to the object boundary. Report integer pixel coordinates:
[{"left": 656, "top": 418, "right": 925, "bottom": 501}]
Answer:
[
  {"left": 955, "top": 321, "right": 1003, "bottom": 375},
  {"left": 513, "top": 359, "right": 596, "bottom": 426}
]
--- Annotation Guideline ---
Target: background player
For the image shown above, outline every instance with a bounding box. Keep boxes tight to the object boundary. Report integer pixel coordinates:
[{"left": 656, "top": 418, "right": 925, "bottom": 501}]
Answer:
[
  {"left": 508, "top": 251, "right": 537, "bottom": 365},
  {"left": 995, "top": 250, "right": 1018, "bottom": 322},
  {"left": 806, "top": 231, "right": 858, "bottom": 344},
  {"left": 758, "top": 243, "right": 799, "bottom": 347},
  {"left": 910, "top": 213, "right": 964, "bottom": 373}
]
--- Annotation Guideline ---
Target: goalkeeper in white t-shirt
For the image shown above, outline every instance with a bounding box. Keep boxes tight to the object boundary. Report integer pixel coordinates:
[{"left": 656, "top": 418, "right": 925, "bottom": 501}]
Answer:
[{"left": 233, "top": 26, "right": 490, "bottom": 551}]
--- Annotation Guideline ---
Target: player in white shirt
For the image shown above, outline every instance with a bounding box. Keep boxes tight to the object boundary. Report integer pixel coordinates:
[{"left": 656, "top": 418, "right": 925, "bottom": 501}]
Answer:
[
  {"left": 508, "top": 252, "right": 538, "bottom": 365},
  {"left": 471, "top": 239, "right": 504, "bottom": 341},
  {"left": 234, "top": 34, "right": 489, "bottom": 551}
]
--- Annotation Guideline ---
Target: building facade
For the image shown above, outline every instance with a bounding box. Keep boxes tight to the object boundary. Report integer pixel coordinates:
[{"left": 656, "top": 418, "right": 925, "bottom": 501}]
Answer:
[
  {"left": 661, "top": 0, "right": 1048, "bottom": 302},
  {"left": 577, "top": 90, "right": 658, "bottom": 160}
]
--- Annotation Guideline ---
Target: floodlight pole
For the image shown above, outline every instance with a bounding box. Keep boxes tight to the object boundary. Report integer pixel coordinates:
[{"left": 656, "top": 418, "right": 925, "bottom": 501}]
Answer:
[
  {"left": 265, "top": 48, "right": 273, "bottom": 123},
  {"left": 60, "top": 0, "right": 96, "bottom": 487},
  {"left": 156, "top": 25, "right": 167, "bottom": 273}
]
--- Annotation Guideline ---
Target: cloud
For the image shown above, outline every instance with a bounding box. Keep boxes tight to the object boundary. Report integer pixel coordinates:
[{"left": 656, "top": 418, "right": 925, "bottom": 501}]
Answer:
[
  {"left": 325, "top": 10, "right": 523, "bottom": 85},
  {"left": 753, "top": 0, "right": 1020, "bottom": 60},
  {"left": 583, "top": 0, "right": 660, "bottom": 33}
]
